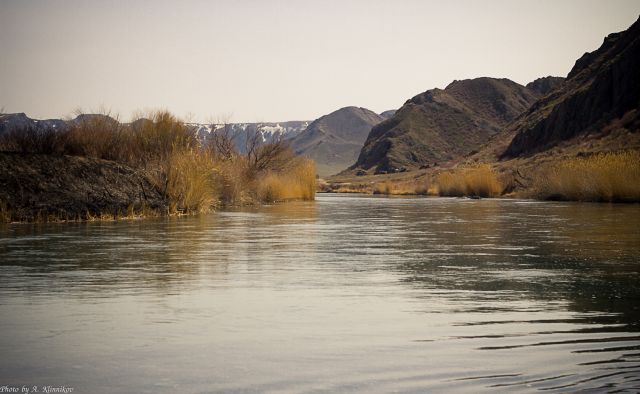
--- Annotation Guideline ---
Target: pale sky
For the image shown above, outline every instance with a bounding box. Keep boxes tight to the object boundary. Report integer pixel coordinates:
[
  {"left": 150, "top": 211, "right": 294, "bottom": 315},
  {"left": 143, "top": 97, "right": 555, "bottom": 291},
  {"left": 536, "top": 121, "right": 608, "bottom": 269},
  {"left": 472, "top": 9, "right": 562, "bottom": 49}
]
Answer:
[{"left": 1, "top": 0, "right": 639, "bottom": 123}]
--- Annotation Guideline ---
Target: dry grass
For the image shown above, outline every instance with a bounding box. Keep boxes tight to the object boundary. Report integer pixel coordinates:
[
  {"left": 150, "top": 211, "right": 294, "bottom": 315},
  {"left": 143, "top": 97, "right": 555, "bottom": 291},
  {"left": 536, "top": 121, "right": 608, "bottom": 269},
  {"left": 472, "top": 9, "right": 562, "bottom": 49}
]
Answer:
[
  {"left": 166, "top": 149, "right": 217, "bottom": 214},
  {"left": 257, "top": 158, "right": 316, "bottom": 203},
  {"left": 435, "top": 164, "right": 502, "bottom": 197},
  {"left": 532, "top": 150, "right": 640, "bottom": 202},
  {"left": 0, "top": 204, "right": 165, "bottom": 224},
  {"left": 373, "top": 180, "right": 429, "bottom": 195},
  {"left": 329, "top": 183, "right": 372, "bottom": 193},
  {"left": 0, "top": 200, "right": 10, "bottom": 223}
]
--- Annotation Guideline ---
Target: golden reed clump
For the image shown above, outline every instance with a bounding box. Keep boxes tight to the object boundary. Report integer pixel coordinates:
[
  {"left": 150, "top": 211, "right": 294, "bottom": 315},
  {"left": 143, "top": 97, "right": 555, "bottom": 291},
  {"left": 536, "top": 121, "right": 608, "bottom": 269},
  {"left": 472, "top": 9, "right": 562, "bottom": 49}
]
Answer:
[
  {"left": 257, "top": 158, "right": 316, "bottom": 203},
  {"left": 533, "top": 150, "right": 640, "bottom": 202},
  {"left": 372, "top": 180, "right": 429, "bottom": 195},
  {"left": 435, "top": 164, "right": 502, "bottom": 197}
]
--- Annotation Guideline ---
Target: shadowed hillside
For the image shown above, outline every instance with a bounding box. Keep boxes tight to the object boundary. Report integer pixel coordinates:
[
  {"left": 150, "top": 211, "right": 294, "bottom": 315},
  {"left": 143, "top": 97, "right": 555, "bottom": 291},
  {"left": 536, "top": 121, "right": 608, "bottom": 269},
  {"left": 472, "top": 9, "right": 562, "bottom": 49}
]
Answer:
[
  {"left": 502, "top": 16, "right": 640, "bottom": 159},
  {"left": 350, "top": 77, "right": 540, "bottom": 174}
]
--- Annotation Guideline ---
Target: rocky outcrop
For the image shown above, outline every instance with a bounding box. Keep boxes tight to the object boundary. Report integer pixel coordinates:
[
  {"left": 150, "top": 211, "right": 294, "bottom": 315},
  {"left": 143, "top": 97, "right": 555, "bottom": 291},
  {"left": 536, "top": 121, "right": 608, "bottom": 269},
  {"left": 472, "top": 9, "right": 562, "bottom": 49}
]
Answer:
[{"left": 502, "top": 17, "right": 640, "bottom": 158}]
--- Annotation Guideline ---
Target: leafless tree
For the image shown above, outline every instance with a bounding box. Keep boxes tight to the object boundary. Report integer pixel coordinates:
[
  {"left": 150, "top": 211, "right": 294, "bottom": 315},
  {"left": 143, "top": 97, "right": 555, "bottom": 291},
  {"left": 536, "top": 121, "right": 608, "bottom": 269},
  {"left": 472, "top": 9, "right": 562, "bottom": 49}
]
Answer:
[
  {"left": 245, "top": 129, "right": 294, "bottom": 174},
  {"left": 209, "top": 123, "right": 237, "bottom": 161}
]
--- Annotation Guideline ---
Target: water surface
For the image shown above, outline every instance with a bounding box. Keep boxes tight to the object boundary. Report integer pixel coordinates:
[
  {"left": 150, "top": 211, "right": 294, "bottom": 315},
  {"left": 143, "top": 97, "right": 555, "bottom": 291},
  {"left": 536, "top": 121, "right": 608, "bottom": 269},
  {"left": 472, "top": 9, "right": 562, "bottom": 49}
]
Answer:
[{"left": 1, "top": 195, "right": 639, "bottom": 393}]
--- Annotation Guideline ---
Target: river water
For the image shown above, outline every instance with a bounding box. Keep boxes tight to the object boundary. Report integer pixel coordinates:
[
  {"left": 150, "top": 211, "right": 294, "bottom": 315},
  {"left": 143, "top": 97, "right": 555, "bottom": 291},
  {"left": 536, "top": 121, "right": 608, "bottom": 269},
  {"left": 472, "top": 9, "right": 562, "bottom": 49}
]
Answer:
[{"left": 1, "top": 194, "right": 639, "bottom": 393}]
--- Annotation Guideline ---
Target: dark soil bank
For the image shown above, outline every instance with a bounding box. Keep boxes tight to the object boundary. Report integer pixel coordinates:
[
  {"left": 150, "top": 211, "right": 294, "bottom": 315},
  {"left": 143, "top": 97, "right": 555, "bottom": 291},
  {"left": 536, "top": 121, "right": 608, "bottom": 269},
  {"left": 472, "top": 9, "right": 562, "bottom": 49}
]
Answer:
[{"left": 0, "top": 152, "right": 167, "bottom": 222}]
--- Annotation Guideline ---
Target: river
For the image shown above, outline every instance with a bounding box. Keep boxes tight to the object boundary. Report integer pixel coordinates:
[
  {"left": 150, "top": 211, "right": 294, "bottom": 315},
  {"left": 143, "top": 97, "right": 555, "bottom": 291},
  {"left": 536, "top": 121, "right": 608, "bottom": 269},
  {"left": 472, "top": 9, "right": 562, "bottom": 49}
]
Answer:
[{"left": 1, "top": 194, "right": 639, "bottom": 393}]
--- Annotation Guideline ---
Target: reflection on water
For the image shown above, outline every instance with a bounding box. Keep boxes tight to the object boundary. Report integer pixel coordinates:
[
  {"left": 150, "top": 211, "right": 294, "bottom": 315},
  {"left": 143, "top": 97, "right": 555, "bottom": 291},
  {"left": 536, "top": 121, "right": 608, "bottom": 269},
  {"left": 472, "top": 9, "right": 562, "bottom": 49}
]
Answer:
[{"left": 1, "top": 195, "right": 639, "bottom": 393}]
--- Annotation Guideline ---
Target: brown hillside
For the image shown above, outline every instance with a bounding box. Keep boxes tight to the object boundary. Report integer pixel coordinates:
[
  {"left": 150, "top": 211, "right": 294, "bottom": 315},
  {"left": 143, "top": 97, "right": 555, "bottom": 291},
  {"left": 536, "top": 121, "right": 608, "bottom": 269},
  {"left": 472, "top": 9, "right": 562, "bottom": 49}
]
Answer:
[
  {"left": 502, "top": 16, "right": 640, "bottom": 158},
  {"left": 350, "top": 77, "right": 540, "bottom": 174}
]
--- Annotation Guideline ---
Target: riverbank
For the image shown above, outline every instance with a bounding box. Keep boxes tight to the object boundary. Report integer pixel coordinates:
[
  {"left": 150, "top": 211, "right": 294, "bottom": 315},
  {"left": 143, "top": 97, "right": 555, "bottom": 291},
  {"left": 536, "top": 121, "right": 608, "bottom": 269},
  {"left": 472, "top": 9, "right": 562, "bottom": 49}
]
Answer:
[
  {"left": 323, "top": 150, "right": 640, "bottom": 202},
  {"left": 0, "top": 111, "right": 316, "bottom": 223}
]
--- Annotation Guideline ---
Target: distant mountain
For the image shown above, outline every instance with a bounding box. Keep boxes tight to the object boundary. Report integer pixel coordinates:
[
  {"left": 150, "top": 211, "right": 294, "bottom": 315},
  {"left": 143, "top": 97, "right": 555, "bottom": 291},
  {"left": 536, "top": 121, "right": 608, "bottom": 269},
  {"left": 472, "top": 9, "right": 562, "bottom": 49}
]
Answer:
[
  {"left": 525, "top": 76, "right": 565, "bottom": 96},
  {"left": 0, "top": 113, "right": 125, "bottom": 136},
  {"left": 186, "top": 121, "right": 309, "bottom": 153},
  {"left": 289, "top": 106, "right": 385, "bottom": 176},
  {"left": 0, "top": 113, "right": 67, "bottom": 135},
  {"left": 379, "top": 110, "right": 396, "bottom": 119},
  {"left": 502, "top": 16, "right": 640, "bottom": 158},
  {"left": 350, "top": 77, "right": 541, "bottom": 174}
]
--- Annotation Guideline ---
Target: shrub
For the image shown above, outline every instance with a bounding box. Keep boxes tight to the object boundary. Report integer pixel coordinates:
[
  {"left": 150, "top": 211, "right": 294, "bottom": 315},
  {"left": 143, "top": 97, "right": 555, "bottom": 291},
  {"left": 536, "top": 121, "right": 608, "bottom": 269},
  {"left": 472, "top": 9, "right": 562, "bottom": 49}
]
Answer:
[
  {"left": 59, "top": 113, "right": 125, "bottom": 160},
  {"left": 0, "top": 125, "right": 62, "bottom": 154},
  {"left": 533, "top": 151, "right": 640, "bottom": 202},
  {"left": 128, "top": 111, "right": 197, "bottom": 166}
]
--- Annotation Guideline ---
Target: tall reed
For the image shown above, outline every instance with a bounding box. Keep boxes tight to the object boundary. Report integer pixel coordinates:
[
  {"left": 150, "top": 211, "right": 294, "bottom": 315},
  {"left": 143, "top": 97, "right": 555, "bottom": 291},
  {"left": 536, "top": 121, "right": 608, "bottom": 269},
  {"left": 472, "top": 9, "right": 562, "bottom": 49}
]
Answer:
[
  {"left": 257, "top": 158, "right": 316, "bottom": 202},
  {"left": 372, "top": 180, "right": 429, "bottom": 195},
  {"left": 533, "top": 151, "right": 640, "bottom": 202},
  {"left": 435, "top": 164, "right": 502, "bottom": 197},
  {"left": 165, "top": 149, "right": 217, "bottom": 213}
]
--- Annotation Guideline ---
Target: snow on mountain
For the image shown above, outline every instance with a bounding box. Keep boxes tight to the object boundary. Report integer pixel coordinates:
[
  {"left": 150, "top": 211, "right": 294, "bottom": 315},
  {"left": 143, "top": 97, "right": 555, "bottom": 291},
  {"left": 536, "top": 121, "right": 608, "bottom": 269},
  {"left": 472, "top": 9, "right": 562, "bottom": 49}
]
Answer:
[{"left": 186, "top": 121, "right": 310, "bottom": 153}]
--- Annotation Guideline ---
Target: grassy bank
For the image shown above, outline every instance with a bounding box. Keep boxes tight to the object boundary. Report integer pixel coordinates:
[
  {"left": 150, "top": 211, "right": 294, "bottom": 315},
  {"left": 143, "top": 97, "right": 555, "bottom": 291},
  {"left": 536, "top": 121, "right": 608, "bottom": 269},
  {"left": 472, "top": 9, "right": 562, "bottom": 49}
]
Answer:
[
  {"left": 321, "top": 164, "right": 502, "bottom": 198},
  {"left": 532, "top": 151, "right": 640, "bottom": 202},
  {"left": 0, "top": 111, "right": 316, "bottom": 222}
]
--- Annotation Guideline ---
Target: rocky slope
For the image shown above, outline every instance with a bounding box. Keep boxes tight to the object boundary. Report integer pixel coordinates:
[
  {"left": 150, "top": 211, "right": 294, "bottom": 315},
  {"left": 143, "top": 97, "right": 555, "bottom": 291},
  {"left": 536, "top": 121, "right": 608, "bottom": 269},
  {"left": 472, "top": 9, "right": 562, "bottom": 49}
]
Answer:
[
  {"left": 502, "top": 17, "right": 640, "bottom": 159},
  {"left": 290, "top": 106, "right": 385, "bottom": 176},
  {"left": 350, "top": 78, "right": 540, "bottom": 174}
]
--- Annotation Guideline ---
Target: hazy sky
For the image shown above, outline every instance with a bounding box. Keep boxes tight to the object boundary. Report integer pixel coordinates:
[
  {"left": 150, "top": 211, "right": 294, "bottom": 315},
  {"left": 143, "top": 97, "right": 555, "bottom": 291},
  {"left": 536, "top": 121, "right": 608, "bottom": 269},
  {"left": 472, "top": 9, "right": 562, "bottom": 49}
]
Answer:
[{"left": 1, "top": 0, "right": 639, "bottom": 123}]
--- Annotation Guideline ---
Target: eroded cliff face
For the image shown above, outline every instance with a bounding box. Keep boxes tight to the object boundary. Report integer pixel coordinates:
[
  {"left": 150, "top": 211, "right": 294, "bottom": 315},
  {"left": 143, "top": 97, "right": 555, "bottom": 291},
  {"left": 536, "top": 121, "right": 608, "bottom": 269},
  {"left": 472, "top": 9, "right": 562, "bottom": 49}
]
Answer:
[{"left": 502, "top": 17, "right": 640, "bottom": 159}]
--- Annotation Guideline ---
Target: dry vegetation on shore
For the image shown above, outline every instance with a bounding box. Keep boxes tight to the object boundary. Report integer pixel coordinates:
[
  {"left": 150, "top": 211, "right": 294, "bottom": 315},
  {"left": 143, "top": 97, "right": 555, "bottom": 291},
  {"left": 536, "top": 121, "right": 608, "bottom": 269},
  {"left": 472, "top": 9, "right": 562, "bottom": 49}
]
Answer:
[
  {"left": 0, "top": 111, "right": 316, "bottom": 222},
  {"left": 324, "top": 164, "right": 503, "bottom": 198},
  {"left": 434, "top": 164, "right": 502, "bottom": 197},
  {"left": 531, "top": 151, "right": 640, "bottom": 202},
  {"left": 325, "top": 150, "right": 640, "bottom": 203}
]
